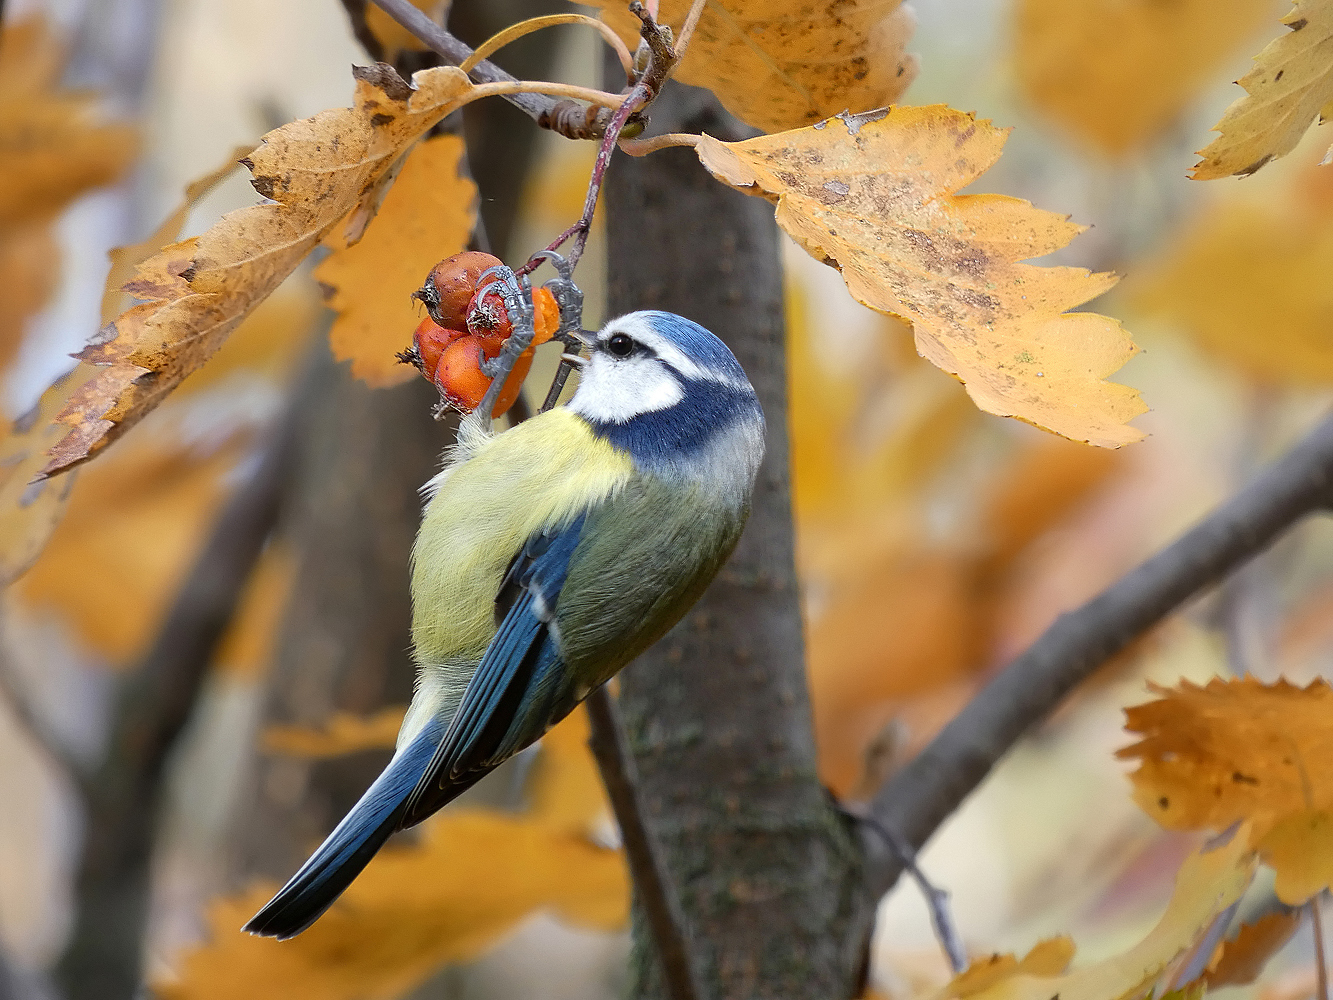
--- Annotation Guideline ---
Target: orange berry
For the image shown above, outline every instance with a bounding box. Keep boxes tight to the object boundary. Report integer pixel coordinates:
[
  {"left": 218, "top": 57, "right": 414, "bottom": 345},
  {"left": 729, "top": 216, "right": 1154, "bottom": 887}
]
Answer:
[
  {"left": 468, "top": 284, "right": 561, "bottom": 353},
  {"left": 419, "top": 251, "right": 502, "bottom": 330},
  {"left": 411, "top": 317, "right": 467, "bottom": 382},
  {"left": 434, "top": 334, "right": 534, "bottom": 418},
  {"left": 532, "top": 286, "right": 559, "bottom": 346}
]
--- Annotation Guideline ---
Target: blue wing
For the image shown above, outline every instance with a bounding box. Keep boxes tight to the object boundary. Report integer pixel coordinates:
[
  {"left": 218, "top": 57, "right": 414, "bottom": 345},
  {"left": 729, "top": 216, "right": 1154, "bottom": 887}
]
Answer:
[{"left": 400, "top": 514, "right": 587, "bottom": 827}]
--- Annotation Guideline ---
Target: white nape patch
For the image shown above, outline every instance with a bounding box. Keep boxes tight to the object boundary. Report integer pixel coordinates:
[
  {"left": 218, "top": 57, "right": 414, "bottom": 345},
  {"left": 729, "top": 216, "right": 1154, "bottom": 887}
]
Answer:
[{"left": 568, "top": 350, "right": 684, "bottom": 423}]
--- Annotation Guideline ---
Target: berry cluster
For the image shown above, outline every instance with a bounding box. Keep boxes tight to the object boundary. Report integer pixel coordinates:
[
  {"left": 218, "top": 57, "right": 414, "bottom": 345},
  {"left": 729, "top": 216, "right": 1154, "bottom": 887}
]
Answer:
[{"left": 404, "top": 251, "right": 559, "bottom": 417}]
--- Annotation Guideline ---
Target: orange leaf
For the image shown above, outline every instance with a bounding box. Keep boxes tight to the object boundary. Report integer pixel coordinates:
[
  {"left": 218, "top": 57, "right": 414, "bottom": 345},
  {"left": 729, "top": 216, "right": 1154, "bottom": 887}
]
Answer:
[
  {"left": 1257, "top": 808, "right": 1333, "bottom": 902},
  {"left": 1119, "top": 678, "right": 1333, "bottom": 841},
  {"left": 589, "top": 0, "right": 918, "bottom": 134},
  {"left": 157, "top": 811, "right": 627, "bottom": 1000},
  {"left": 317, "top": 134, "right": 477, "bottom": 386},
  {"left": 262, "top": 707, "right": 405, "bottom": 759},
  {"left": 1130, "top": 200, "right": 1333, "bottom": 385},
  {"left": 932, "top": 937, "right": 1076, "bottom": 1000},
  {"left": 697, "top": 108, "right": 1146, "bottom": 447},
  {"left": 42, "top": 64, "right": 477, "bottom": 478},
  {"left": 1205, "top": 910, "right": 1303, "bottom": 988},
  {"left": 1015, "top": 0, "right": 1277, "bottom": 156}
]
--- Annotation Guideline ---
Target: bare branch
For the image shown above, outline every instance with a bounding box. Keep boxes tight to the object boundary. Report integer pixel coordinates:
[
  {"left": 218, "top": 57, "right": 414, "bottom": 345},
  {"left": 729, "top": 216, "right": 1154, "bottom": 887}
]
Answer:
[
  {"left": 586, "top": 686, "right": 707, "bottom": 1000},
  {"left": 367, "top": 0, "right": 618, "bottom": 139},
  {"left": 867, "top": 410, "right": 1333, "bottom": 900},
  {"left": 1314, "top": 897, "right": 1329, "bottom": 1000}
]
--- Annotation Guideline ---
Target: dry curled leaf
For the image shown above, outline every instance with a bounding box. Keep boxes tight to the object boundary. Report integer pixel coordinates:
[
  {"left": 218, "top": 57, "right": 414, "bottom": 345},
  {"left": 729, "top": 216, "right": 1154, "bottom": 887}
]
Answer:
[
  {"left": 1205, "top": 911, "right": 1303, "bottom": 988},
  {"left": 1121, "top": 678, "right": 1333, "bottom": 901},
  {"left": 697, "top": 108, "right": 1146, "bottom": 447},
  {"left": 591, "top": 0, "right": 918, "bottom": 134},
  {"left": 43, "top": 64, "right": 477, "bottom": 478},
  {"left": 943, "top": 832, "right": 1256, "bottom": 1000},
  {"left": 1193, "top": 0, "right": 1333, "bottom": 179},
  {"left": 1016, "top": 0, "right": 1277, "bottom": 156},
  {"left": 317, "top": 134, "right": 477, "bottom": 386},
  {"left": 1131, "top": 200, "right": 1333, "bottom": 384}
]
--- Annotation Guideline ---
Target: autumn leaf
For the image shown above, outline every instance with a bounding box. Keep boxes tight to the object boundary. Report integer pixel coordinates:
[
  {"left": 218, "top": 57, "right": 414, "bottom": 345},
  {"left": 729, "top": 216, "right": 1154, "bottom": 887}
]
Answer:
[
  {"left": 263, "top": 707, "right": 405, "bottom": 759},
  {"left": 0, "top": 222, "right": 58, "bottom": 374},
  {"left": 932, "top": 937, "right": 1075, "bottom": 1000},
  {"left": 1131, "top": 200, "right": 1333, "bottom": 384},
  {"left": 1120, "top": 678, "right": 1333, "bottom": 901},
  {"left": 163, "top": 707, "right": 623, "bottom": 1000},
  {"left": 697, "top": 109, "right": 1146, "bottom": 447},
  {"left": 1205, "top": 911, "right": 1303, "bottom": 988},
  {"left": 1015, "top": 0, "right": 1277, "bottom": 156},
  {"left": 212, "top": 543, "right": 296, "bottom": 679},
  {"left": 42, "top": 63, "right": 478, "bottom": 478},
  {"left": 1256, "top": 808, "right": 1333, "bottom": 903},
  {"left": 12, "top": 428, "right": 250, "bottom": 663},
  {"left": 942, "top": 832, "right": 1256, "bottom": 1000},
  {"left": 365, "top": 0, "right": 449, "bottom": 60},
  {"left": 1193, "top": 0, "right": 1333, "bottom": 179},
  {"left": 317, "top": 133, "right": 477, "bottom": 386},
  {"left": 590, "top": 0, "right": 918, "bottom": 134},
  {"left": 0, "top": 18, "right": 137, "bottom": 229}
]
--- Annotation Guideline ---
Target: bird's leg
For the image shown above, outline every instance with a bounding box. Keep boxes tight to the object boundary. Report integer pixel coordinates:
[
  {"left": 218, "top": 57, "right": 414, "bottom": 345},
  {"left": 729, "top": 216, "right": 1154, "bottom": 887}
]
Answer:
[
  {"left": 526, "top": 251, "right": 588, "bottom": 414},
  {"left": 472, "top": 265, "right": 537, "bottom": 432}
]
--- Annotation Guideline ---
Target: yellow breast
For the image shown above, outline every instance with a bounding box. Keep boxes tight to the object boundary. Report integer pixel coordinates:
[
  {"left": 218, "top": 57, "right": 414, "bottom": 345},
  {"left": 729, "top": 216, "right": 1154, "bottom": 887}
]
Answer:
[{"left": 409, "top": 408, "right": 634, "bottom": 666}]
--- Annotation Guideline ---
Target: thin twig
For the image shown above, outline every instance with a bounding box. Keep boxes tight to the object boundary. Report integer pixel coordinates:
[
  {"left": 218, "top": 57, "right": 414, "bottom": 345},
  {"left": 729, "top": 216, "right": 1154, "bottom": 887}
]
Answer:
[
  {"left": 586, "top": 686, "right": 707, "bottom": 1000},
  {"left": 673, "top": 0, "right": 708, "bottom": 61},
  {"left": 844, "top": 803, "right": 967, "bottom": 974},
  {"left": 1314, "top": 896, "right": 1329, "bottom": 1000},
  {"left": 619, "top": 132, "right": 701, "bottom": 156},
  {"left": 461, "top": 13, "right": 634, "bottom": 79},
  {"left": 867, "top": 409, "right": 1333, "bottom": 899},
  {"left": 368, "top": 0, "right": 620, "bottom": 139}
]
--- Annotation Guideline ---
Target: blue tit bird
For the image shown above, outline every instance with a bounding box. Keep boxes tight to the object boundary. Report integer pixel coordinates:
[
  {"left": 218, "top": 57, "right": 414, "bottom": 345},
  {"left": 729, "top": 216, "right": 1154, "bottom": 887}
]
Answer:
[{"left": 244, "top": 309, "right": 765, "bottom": 939}]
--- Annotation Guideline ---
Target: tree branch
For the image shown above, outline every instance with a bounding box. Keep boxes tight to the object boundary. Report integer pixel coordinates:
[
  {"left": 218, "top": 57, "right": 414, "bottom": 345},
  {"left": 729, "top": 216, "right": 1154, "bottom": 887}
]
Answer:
[
  {"left": 586, "top": 687, "right": 707, "bottom": 1000},
  {"left": 367, "top": 0, "right": 616, "bottom": 139},
  {"left": 867, "top": 409, "right": 1333, "bottom": 899},
  {"left": 55, "top": 395, "right": 299, "bottom": 1000}
]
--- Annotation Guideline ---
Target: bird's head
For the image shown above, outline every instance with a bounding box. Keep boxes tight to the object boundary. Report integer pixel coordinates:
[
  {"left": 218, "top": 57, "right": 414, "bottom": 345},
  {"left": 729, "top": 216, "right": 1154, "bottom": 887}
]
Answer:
[{"left": 567, "top": 311, "right": 765, "bottom": 488}]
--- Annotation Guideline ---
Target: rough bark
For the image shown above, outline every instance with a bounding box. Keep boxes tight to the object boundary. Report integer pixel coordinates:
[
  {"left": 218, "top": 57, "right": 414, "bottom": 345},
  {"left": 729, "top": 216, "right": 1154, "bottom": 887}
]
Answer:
[{"left": 605, "top": 79, "right": 873, "bottom": 1000}]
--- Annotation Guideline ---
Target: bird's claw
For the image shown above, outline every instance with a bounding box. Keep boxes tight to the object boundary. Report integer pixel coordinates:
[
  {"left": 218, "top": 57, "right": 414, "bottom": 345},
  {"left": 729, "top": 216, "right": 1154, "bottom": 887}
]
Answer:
[{"left": 525, "top": 251, "right": 585, "bottom": 339}]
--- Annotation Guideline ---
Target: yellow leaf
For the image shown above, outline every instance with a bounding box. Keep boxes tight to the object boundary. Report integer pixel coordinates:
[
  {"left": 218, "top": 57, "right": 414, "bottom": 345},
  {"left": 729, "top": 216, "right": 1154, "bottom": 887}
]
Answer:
[
  {"left": 697, "top": 109, "right": 1146, "bottom": 447},
  {"left": 1193, "top": 0, "right": 1333, "bottom": 179},
  {"left": 317, "top": 134, "right": 477, "bottom": 386},
  {"left": 590, "top": 0, "right": 918, "bottom": 134},
  {"left": 42, "top": 64, "right": 477, "bottom": 478},
  {"left": 13, "top": 430, "right": 248, "bottom": 663},
  {"left": 953, "top": 832, "right": 1256, "bottom": 1000},
  {"left": 157, "top": 812, "right": 628, "bottom": 1000},
  {"left": 1130, "top": 200, "right": 1333, "bottom": 384},
  {"left": 0, "top": 98, "right": 136, "bottom": 229},
  {"left": 1257, "top": 808, "right": 1333, "bottom": 902},
  {"left": 0, "top": 222, "right": 58, "bottom": 373},
  {"left": 1204, "top": 911, "right": 1303, "bottom": 988},
  {"left": 1015, "top": 0, "right": 1278, "bottom": 156},
  {"left": 0, "top": 17, "right": 63, "bottom": 95},
  {"left": 212, "top": 542, "right": 296, "bottom": 679},
  {"left": 1119, "top": 678, "right": 1333, "bottom": 841},
  {"left": 263, "top": 707, "right": 405, "bottom": 759},
  {"left": 100, "top": 147, "right": 248, "bottom": 324},
  {"left": 932, "top": 937, "right": 1076, "bottom": 1000},
  {"left": 525, "top": 706, "right": 611, "bottom": 836}
]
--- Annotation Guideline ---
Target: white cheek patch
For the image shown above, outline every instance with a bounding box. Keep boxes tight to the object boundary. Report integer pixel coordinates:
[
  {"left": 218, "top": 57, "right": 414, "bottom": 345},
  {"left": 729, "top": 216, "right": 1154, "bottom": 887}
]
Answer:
[{"left": 569, "top": 354, "right": 683, "bottom": 423}]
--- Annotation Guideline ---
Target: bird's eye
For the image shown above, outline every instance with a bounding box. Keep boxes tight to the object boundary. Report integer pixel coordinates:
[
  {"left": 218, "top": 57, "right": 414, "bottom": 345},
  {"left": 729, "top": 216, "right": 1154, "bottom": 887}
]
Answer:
[{"left": 606, "top": 333, "right": 635, "bottom": 358}]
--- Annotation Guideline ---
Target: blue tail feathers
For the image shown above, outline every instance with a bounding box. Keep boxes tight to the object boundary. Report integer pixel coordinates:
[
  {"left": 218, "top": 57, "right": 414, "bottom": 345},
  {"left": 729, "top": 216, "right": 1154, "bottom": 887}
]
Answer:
[{"left": 242, "top": 720, "right": 442, "bottom": 939}]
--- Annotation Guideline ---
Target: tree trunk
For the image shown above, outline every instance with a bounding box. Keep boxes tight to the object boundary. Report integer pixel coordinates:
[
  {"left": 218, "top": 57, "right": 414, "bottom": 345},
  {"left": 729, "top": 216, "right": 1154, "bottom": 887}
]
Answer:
[{"left": 604, "top": 78, "right": 874, "bottom": 1000}]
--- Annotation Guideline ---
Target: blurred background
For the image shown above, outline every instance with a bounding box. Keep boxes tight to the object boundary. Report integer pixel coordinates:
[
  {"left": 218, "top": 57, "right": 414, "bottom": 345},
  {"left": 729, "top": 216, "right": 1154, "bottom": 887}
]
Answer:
[{"left": 1, "top": 0, "right": 1331, "bottom": 998}]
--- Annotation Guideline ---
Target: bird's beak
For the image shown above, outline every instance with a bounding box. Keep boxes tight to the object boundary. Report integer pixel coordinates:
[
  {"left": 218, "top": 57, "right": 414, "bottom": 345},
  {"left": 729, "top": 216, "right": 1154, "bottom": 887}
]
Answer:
[
  {"left": 560, "top": 352, "right": 585, "bottom": 368},
  {"left": 569, "top": 328, "right": 594, "bottom": 347}
]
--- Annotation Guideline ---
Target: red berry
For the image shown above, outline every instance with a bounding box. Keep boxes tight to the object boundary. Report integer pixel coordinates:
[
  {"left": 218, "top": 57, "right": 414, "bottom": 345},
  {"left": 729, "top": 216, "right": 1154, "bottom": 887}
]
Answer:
[{"left": 417, "top": 251, "right": 502, "bottom": 330}]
